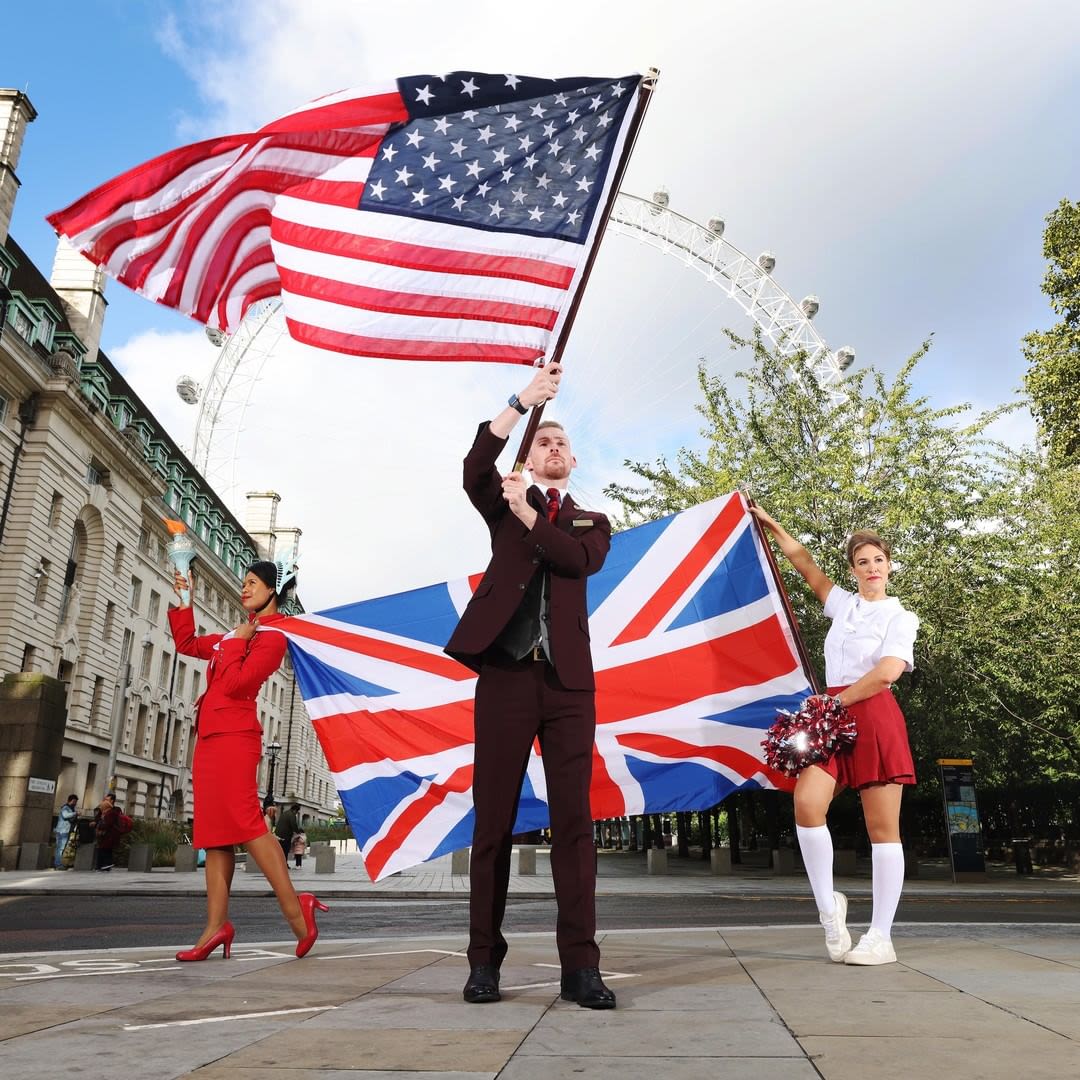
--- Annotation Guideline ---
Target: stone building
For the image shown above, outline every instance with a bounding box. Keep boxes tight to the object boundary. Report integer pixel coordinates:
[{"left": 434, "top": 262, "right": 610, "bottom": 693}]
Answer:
[{"left": 0, "top": 90, "right": 337, "bottom": 864}]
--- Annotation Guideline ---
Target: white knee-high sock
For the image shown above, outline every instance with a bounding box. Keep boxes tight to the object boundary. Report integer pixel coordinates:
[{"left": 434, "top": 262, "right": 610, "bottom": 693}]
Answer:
[
  {"left": 796, "top": 824, "right": 836, "bottom": 916},
  {"left": 870, "top": 843, "right": 905, "bottom": 938}
]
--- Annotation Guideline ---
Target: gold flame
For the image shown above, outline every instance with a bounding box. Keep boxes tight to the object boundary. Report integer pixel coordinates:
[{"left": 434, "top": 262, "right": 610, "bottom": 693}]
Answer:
[{"left": 162, "top": 518, "right": 188, "bottom": 536}]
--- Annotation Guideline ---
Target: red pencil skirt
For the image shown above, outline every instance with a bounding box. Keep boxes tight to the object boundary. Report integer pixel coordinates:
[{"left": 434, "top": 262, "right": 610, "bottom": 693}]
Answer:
[
  {"left": 191, "top": 731, "right": 268, "bottom": 849},
  {"left": 820, "top": 686, "right": 916, "bottom": 790}
]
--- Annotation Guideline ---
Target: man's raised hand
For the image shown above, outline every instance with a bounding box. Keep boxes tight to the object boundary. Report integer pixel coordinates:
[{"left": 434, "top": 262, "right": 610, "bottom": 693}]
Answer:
[{"left": 518, "top": 362, "right": 562, "bottom": 408}]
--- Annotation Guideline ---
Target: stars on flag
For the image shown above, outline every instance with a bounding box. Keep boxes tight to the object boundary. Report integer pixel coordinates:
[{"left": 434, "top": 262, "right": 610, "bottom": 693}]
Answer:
[{"left": 361, "top": 73, "right": 636, "bottom": 242}]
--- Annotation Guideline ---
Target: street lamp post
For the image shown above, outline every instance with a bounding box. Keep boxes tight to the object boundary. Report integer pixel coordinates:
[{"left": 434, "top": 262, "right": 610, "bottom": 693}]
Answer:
[{"left": 266, "top": 740, "right": 282, "bottom": 798}]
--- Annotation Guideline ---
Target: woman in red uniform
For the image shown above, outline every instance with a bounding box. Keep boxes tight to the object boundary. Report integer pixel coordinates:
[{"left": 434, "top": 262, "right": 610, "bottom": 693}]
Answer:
[
  {"left": 169, "top": 559, "right": 328, "bottom": 961},
  {"left": 752, "top": 509, "right": 919, "bottom": 966}
]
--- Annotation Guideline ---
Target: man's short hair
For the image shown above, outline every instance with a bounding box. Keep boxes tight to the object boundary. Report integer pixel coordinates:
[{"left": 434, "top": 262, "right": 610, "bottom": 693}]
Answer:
[{"left": 535, "top": 420, "right": 565, "bottom": 433}]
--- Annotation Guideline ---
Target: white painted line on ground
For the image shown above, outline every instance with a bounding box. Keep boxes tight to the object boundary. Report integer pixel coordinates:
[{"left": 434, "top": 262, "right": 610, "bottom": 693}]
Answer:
[
  {"left": 317, "top": 948, "right": 466, "bottom": 961},
  {"left": 123, "top": 1005, "right": 338, "bottom": 1031},
  {"left": 17, "top": 967, "right": 182, "bottom": 981},
  {"left": 502, "top": 962, "right": 641, "bottom": 991},
  {"left": 4, "top": 923, "right": 1077, "bottom": 964}
]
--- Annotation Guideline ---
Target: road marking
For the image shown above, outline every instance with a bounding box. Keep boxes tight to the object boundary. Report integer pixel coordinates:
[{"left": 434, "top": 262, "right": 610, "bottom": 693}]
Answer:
[
  {"left": 123, "top": 1005, "right": 337, "bottom": 1031},
  {"left": 503, "top": 962, "right": 641, "bottom": 991},
  {"left": 18, "top": 967, "right": 182, "bottom": 981},
  {"left": 318, "top": 948, "right": 466, "bottom": 961}
]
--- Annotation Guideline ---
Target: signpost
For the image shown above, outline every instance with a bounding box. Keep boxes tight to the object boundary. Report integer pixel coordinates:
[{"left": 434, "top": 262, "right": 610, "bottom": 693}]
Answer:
[{"left": 937, "top": 758, "right": 986, "bottom": 882}]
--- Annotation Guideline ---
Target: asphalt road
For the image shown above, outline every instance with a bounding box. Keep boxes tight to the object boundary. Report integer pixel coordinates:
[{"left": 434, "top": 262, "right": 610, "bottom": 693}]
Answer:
[{"left": 3, "top": 890, "right": 1080, "bottom": 955}]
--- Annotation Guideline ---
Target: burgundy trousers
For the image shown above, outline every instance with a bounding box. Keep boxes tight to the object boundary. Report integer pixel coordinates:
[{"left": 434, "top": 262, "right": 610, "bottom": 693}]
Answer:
[{"left": 468, "top": 650, "right": 600, "bottom": 973}]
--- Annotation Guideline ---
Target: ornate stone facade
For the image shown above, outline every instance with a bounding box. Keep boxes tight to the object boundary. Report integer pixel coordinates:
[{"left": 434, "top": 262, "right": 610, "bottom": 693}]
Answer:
[{"left": 0, "top": 91, "right": 337, "bottom": 840}]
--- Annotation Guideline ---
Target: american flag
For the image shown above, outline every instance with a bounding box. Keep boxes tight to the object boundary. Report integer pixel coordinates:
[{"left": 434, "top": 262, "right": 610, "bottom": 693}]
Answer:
[
  {"left": 279, "top": 493, "right": 809, "bottom": 882},
  {"left": 48, "top": 71, "right": 641, "bottom": 364}
]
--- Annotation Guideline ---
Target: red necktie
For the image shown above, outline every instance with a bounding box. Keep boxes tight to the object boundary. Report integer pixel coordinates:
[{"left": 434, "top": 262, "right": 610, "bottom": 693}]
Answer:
[{"left": 546, "top": 487, "right": 560, "bottom": 522}]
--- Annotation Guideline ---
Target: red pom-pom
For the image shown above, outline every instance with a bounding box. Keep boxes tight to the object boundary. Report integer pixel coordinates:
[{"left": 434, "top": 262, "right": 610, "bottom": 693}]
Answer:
[{"left": 761, "top": 695, "right": 857, "bottom": 778}]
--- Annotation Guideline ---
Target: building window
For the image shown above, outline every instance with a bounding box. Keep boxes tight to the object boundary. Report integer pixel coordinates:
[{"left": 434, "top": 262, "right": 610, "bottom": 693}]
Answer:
[
  {"left": 86, "top": 462, "right": 102, "bottom": 486},
  {"left": 103, "top": 601, "right": 116, "bottom": 642},
  {"left": 138, "top": 527, "right": 150, "bottom": 553},
  {"left": 119, "top": 628, "right": 134, "bottom": 666},
  {"left": 191, "top": 670, "right": 202, "bottom": 702},
  {"left": 140, "top": 642, "right": 153, "bottom": 681},
  {"left": 158, "top": 651, "right": 171, "bottom": 689},
  {"left": 128, "top": 576, "right": 142, "bottom": 612},
  {"left": 147, "top": 590, "right": 161, "bottom": 624},
  {"left": 90, "top": 676, "right": 104, "bottom": 724},
  {"left": 34, "top": 559, "right": 50, "bottom": 604},
  {"left": 176, "top": 662, "right": 187, "bottom": 698},
  {"left": 0, "top": 393, "right": 9, "bottom": 424},
  {"left": 48, "top": 492, "right": 63, "bottom": 528},
  {"left": 7, "top": 302, "right": 35, "bottom": 341},
  {"left": 113, "top": 543, "right": 125, "bottom": 574},
  {"left": 20, "top": 644, "right": 36, "bottom": 672}
]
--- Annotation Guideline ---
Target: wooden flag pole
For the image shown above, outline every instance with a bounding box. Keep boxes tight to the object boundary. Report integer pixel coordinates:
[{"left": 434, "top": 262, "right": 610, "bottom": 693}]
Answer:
[
  {"left": 513, "top": 68, "right": 660, "bottom": 471},
  {"left": 745, "top": 495, "right": 823, "bottom": 695}
]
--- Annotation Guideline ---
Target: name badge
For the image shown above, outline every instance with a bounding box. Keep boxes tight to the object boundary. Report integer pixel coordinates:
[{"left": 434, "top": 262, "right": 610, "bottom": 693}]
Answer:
[{"left": 572, "top": 519, "right": 594, "bottom": 528}]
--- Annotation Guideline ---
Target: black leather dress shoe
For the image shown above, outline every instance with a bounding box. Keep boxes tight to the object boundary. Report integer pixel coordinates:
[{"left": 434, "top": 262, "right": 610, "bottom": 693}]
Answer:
[
  {"left": 463, "top": 963, "right": 501, "bottom": 1003},
  {"left": 560, "top": 966, "right": 616, "bottom": 1009}
]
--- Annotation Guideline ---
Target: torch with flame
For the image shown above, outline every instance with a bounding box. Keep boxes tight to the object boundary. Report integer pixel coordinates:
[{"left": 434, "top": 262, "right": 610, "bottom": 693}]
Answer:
[{"left": 163, "top": 519, "right": 196, "bottom": 605}]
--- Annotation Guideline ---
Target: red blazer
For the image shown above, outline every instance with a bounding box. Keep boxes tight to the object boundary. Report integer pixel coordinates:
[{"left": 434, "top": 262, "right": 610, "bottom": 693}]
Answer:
[
  {"left": 444, "top": 422, "right": 611, "bottom": 690},
  {"left": 168, "top": 605, "right": 287, "bottom": 736}
]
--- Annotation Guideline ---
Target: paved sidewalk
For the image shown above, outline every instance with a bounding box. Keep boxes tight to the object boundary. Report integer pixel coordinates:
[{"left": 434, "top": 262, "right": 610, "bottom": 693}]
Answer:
[
  {"left": 2, "top": 847, "right": 1077, "bottom": 900},
  {"left": 2, "top": 924, "right": 1079, "bottom": 1079}
]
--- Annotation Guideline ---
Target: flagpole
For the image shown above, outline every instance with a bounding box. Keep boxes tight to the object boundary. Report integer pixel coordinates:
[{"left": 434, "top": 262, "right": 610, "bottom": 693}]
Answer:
[
  {"left": 513, "top": 67, "right": 660, "bottom": 471},
  {"left": 746, "top": 496, "right": 823, "bottom": 695}
]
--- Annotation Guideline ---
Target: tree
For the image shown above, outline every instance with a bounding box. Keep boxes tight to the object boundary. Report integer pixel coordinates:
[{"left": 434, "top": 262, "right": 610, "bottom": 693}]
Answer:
[
  {"left": 605, "top": 332, "right": 1080, "bottom": 786},
  {"left": 1023, "top": 199, "right": 1080, "bottom": 465}
]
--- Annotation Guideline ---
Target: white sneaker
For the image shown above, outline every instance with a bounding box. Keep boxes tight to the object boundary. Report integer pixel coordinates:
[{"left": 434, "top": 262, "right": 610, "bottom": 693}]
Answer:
[
  {"left": 819, "top": 890, "right": 851, "bottom": 962},
  {"left": 844, "top": 928, "right": 897, "bottom": 966}
]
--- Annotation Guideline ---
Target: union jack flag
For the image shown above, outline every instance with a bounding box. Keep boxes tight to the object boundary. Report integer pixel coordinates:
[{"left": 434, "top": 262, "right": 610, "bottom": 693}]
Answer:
[{"left": 280, "top": 492, "right": 810, "bottom": 881}]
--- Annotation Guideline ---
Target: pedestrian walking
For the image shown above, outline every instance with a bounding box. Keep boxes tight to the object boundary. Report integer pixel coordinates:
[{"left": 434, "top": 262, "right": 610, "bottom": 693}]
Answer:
[
  {"left": 94, "top": 796, "right": 120, "bottom": 871},
  {"left": 445, "top": 361, "right": 616, "bottom": 1009},
  {"left": 53, "top": 794, "right": 78, "bottom": 869},
  {"left": 275, "top": 802, "right": 301, "bottom": 861},
  {"left": 262, "top": 794, "right": 278, "bottom": 834},
  {"left": 168, "top": 559, "right": 328, "bottom": 961},
  {"left": 751, "top": 508, "right": 919, "bottom": 966},
  {"left": 291, "top": 829, "right": 307, "bottom": 869}
]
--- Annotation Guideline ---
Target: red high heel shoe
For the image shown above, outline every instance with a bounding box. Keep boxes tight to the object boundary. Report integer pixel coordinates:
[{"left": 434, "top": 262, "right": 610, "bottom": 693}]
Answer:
[
  {"left": 295, "top": 893, "right": 329, "bottom": 958},
  {"left": 176, "top": 921, "right": 235, "bottom": 962}
]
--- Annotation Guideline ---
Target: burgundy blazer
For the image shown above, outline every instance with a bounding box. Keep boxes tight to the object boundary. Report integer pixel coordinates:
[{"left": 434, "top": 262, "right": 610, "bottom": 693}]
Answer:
[
  {"left": 168, "top": 605, "right": 287, "bottom": 736},
  {"left": 444, "top": 422, "right": 611, "bottom": 691}
]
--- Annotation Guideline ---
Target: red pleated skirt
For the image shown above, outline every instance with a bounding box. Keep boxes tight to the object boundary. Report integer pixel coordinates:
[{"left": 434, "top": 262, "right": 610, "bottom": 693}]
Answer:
[
  {"left": 191, "top": 731, "right": 268, "bottom": 848},
  {"left": 820, "top": 687, "right": 916, "bottom": 790}
]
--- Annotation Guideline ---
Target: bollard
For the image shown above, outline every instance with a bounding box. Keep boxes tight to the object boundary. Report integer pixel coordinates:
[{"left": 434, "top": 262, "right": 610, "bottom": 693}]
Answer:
[
  {"left": 74, "top": 843, "right": 95, "bottom": 871},
  {"left": 127, "top": 843, "right": 154, "bottom": 873},
  {"left": 17, "top": 843, "right": 52, "bottom": 871},
  {"left": 451, "top": 848, "right": 470, "bottom": 876},
  {"left": 710, "top": 846, "right": 732, "bottom": 875},
  {"left": 834, "top": 849, "right": 857, "bottom": 877},
  {"left": 647, "top": 847, "right": 668, "bottom": 875},
  {"left": 314, "top": 846, "right": 336, "bottom": 874},
  {"left": 904, "top": 848, "right": 920, "bottom": 879},
  {"left": 517, "top": 846, "right": 537, "bottom": 875},
  {"left": 174, "top": 845, "right": 198, "bottom": 872},
  {"left": 772, "top": 848, "right": 796, "bottom": 876},
  {"left": 244, "top": 852, "right": 264, "bottom": 875}
]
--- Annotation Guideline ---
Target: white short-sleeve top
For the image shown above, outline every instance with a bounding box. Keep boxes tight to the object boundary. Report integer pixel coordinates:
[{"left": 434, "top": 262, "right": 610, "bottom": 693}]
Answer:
[{"left": 822, "top": 585, "right": 919, "bottom": 687}]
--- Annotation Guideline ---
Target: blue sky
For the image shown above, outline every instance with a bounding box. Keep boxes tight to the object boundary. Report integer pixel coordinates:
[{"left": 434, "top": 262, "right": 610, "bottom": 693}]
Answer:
[{"left": 3, "top": 2, "right": 1078, "bottom": 607}]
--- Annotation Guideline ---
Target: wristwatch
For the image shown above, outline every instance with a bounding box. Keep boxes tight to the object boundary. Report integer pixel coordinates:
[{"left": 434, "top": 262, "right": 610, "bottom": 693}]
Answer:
[{"left": 508, "top": 393, "right": 529, "bottom": 415}]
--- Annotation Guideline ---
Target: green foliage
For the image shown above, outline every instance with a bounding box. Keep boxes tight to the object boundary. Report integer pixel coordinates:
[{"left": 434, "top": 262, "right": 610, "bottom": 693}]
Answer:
[
  {"left": 129, "top": 817, "right": 186, "bottom": 867},
  {"left": 606, "top": 332, "right": 1080, "bottom": 787},
  {"left": 303, "top": 822, "right": 352, "bottom": 843},
  {"left": 1023, "top": 199, "right": 1080, "bottom": 465}
]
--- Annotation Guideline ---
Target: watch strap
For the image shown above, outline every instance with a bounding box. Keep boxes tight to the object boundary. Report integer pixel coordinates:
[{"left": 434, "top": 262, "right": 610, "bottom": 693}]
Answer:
[{"left": 508, "top": 393, "right": 528, "bottom": 415}]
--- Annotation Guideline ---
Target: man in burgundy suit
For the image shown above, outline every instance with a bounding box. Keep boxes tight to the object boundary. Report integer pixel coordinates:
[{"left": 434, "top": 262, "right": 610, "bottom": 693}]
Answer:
[{"left": 445, "top": 361, "right": 616, "bottom": 1009}]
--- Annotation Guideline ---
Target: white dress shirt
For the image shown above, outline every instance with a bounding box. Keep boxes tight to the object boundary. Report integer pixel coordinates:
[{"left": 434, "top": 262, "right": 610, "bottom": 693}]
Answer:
[{"left": 822, "top": 586, "right": 919, "bottom": 687}]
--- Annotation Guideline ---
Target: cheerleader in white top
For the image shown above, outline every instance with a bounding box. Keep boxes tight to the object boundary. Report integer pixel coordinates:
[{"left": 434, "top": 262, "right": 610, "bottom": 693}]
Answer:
[{"left": 751, "top": 508, "right": 919, "bottom": 966}]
